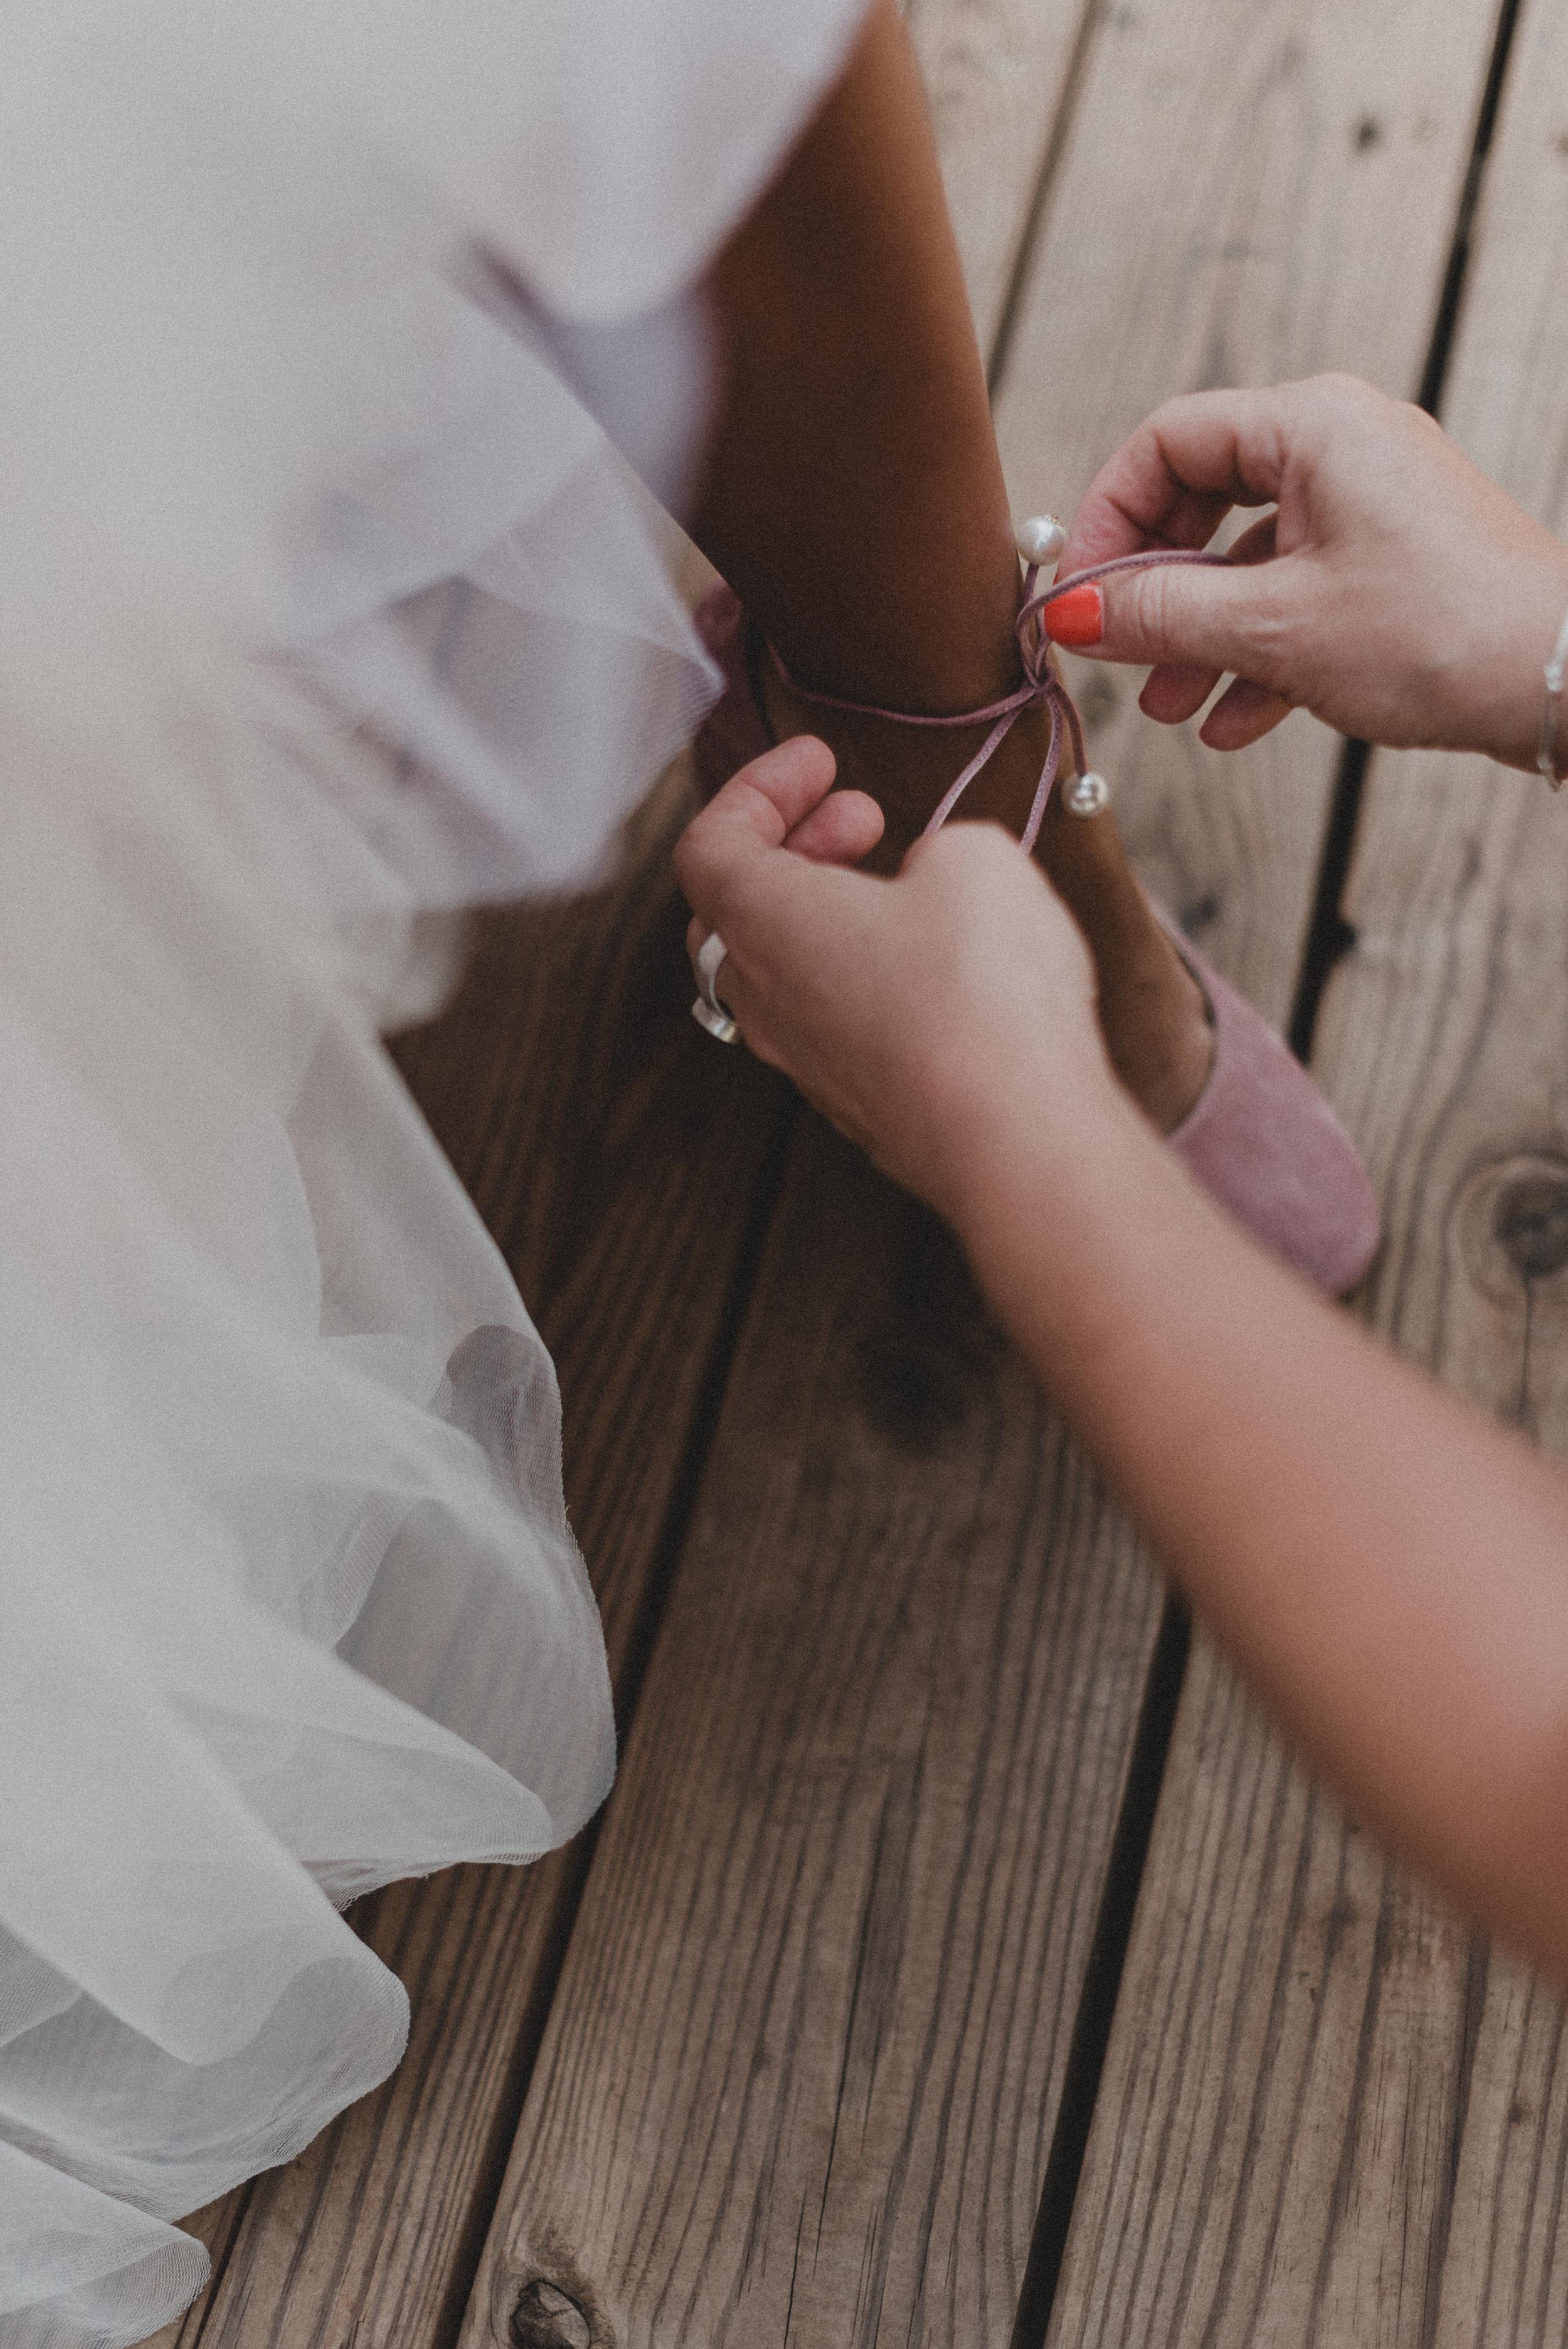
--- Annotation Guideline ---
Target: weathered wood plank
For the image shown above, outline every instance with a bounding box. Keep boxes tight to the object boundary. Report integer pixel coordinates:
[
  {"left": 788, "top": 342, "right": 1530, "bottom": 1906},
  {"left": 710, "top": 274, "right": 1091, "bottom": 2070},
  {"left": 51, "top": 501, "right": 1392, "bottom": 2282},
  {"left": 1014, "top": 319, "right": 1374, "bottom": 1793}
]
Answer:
[
  {"left": 1042, "top": 1635, "right": 1486, "bottom": 2346},
  {"left": 456, "top": 1127, "right": 1167, "bottom": 2349},
  {"left": 164, "top": 763, "right": 800, "bottom": 2349},
  {"left": 993, "top": 0, "right": 1501, "bottom": 1024},
  {"left": 1434, "top": 1950, "right": 1568, "bottom": 2348},
  {"left": 143, "top": 2203, "right": 250, "bottom": 2349},
  {"left": 1045, "top": 8, "right": 1568, "bottom": 2341},
  {"left": 906, "top": 0, "right": 1091, "bottom": 353},
  {"left": 450, "top": 6, "right": 1507, "bottom": 2345}
]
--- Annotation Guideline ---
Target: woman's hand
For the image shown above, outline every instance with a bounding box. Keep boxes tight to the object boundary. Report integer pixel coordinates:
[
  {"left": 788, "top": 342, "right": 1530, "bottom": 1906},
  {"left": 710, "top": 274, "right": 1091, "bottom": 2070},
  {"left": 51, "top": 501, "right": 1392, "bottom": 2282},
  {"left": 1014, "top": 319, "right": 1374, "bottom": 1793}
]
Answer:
[
  {"left": 1049, "top": 373, "right": 1568, "bottom": 770},
  {"left": 681, "top": 716, "right": 1568, "bottom": 1998},
  {"left": 673, "top": 736, "right": 1122, "bottom": 1222}
]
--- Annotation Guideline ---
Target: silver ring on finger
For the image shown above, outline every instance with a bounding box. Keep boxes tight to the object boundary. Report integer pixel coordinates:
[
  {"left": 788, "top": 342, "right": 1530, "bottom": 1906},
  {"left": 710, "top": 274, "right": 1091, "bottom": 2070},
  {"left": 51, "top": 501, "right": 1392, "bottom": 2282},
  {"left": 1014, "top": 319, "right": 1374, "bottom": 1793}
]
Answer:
[{"left": 691, "top": 929, "right": 739, "bottom": 1043}]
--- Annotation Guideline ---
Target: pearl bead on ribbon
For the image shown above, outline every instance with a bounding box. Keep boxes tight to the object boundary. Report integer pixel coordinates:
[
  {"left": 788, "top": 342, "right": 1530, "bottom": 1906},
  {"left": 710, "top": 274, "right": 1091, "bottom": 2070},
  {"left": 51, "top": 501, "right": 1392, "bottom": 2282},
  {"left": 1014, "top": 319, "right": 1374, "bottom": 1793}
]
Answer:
[{"left": 766, "top": 522, "right": 1230, "bottom": 850}]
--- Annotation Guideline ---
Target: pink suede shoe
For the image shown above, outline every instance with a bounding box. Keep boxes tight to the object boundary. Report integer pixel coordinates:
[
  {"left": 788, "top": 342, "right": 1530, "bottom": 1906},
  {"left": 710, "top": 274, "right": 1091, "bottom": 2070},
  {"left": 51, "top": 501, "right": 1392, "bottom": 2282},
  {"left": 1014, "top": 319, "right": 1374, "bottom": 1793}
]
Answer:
[
  {"left": 1157, "top": 921, "right": 1380, "bottom": 1294},
  {"left": 692, "top": 585, "right": 1380, "bottom": 1295}
]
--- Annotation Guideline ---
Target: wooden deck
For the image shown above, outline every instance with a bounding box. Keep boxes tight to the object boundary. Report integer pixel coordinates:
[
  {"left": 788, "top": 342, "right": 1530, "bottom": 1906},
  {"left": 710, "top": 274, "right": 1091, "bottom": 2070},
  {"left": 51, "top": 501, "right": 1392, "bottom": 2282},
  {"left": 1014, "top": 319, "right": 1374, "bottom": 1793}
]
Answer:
[{"left": 157, "top": 2, "right": 1568, "bottom": 2343}]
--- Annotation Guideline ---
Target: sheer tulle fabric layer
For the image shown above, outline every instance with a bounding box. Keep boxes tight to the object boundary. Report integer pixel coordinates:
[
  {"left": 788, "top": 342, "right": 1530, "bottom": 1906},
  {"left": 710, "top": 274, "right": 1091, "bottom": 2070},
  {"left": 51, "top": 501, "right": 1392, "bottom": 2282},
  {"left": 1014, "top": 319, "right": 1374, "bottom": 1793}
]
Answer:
[{"left": 0, "top": 0, "right": 865, "bottom": 2341}]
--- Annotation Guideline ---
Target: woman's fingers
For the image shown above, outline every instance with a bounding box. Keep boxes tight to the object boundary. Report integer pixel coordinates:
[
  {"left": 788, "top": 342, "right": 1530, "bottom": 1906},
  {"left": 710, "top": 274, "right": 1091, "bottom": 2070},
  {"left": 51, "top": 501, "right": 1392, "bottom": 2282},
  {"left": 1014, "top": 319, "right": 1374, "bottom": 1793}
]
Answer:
[
  {"left": 1058, "top": 386, "right": 1290, "bottom": 574},
  {"left": 1130, "top": 516, "right": 1285, "bottom": 724},
  {"left": 1225, "top": 511, "right": 1281, "bottom": 568},
  {"left": 676, "top": 738, "right": 884, "bottom": 1044},
  {"left": 675, "top": 734, "right": 837, "bottom": 929},
  {"left": 783, "top": 786, "right": 884, "bottom": 866},
  {"left": 1050, "top": 388, "right": 1312, "bottom": 740},
  {"left": 1199, "top": 675, "right": 1295, "bottom": 750},
  {"left": 681, "top": 785, "right": 880, "bottom": 1007},
  {"left": 726, "top": 731, "right": 840, "bottom": 840},
  {"left": 1139, "top": 660, "right": 1222, "bottom": 726},
  {"left": 1046, "top": 548, "right": 1272, "bottom": 679}
]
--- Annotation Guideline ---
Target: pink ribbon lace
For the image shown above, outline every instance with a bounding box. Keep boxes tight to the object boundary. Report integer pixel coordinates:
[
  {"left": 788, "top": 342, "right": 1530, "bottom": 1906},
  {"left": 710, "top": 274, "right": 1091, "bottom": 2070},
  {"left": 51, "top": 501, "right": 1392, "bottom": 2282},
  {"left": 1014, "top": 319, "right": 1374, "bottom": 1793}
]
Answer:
[{"left": 768, "top": 548, "right": 1229, "bottom": 852}]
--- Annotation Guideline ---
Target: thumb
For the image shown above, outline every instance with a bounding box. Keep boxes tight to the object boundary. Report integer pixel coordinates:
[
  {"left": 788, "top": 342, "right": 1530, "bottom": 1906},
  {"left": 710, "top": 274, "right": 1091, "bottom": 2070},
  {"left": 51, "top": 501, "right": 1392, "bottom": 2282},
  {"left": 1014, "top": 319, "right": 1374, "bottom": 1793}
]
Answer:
[
  {"left": 674, "top": 734, "right": 835, "bottom": 932},
  {"left": 1045, "top": 556, "right": 1273, "bottom": 680}
]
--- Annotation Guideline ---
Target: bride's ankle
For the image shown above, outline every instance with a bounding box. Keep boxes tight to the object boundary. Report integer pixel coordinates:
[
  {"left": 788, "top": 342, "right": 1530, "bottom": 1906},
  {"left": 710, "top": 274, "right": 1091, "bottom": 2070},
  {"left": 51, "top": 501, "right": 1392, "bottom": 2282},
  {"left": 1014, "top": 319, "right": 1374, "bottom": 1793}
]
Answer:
[
  {"left": 758, "top": 652, "right": 1212, "bottom": 1128},
  {"left": 758, "top": 655, "right": 1056, "bottom": 857},
  {"left": 1096, "top": 923, "right": 1215, "bottom": 1134}
]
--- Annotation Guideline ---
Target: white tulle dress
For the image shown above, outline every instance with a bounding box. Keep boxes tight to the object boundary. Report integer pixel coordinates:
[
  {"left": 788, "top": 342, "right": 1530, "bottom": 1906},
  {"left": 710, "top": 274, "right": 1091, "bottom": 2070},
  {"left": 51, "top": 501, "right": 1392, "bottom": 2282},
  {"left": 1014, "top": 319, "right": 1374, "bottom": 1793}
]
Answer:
[{"left": 0, "top": 4, "right": 864, "bottom": 2342}]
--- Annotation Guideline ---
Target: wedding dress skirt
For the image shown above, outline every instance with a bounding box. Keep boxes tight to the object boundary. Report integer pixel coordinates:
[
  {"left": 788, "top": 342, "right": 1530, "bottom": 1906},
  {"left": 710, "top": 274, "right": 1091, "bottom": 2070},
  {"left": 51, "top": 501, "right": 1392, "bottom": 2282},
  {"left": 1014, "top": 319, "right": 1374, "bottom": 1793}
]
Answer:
[{"left": 0, "top": 3, "right": 864, "bottom": 2342}]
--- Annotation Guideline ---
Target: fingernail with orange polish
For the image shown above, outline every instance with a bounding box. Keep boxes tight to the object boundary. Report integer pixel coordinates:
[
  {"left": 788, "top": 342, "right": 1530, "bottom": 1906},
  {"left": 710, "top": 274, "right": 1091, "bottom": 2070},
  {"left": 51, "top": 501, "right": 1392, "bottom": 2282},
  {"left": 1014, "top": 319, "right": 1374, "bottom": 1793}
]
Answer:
[{"left": 1044, "top": 584, "right": 1104, "bottom": 648}]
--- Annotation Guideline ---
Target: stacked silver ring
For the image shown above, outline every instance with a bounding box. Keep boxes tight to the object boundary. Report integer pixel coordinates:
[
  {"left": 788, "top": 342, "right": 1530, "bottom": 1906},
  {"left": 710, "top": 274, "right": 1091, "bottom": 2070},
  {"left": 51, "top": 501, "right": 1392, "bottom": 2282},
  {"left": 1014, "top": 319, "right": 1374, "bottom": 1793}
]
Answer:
[{"left": 691, "top": 930, "right": 739, "bottom": 1042}]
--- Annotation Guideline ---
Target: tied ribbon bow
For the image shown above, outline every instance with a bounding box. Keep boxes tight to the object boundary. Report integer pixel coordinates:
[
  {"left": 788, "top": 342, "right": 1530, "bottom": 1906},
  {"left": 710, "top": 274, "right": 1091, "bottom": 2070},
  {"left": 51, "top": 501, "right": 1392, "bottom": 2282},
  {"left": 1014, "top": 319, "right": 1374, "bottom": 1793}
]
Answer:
[{"left": 768, "top": 547, "right": 1230, "bottom": 852}]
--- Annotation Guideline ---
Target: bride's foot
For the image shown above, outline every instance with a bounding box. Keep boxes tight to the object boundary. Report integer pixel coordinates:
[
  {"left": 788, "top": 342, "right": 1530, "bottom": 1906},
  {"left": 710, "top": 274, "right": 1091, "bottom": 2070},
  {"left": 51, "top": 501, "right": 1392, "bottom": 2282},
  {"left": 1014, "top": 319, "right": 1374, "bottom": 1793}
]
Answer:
[{"left": 756, "top": 659, "right": 1215, "bottom": 1137}]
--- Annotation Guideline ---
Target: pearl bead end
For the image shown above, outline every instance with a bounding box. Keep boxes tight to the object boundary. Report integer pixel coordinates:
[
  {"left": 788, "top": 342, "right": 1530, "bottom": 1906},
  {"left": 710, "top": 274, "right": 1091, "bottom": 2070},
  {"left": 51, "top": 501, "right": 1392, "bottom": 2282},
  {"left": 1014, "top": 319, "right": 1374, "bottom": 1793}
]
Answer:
[
  {"left": 1062, "top": 770, "right": 1111, "bottom": 820},
  {"left": 1015, "top": 514, "right": 1067, "bottom": 567}
]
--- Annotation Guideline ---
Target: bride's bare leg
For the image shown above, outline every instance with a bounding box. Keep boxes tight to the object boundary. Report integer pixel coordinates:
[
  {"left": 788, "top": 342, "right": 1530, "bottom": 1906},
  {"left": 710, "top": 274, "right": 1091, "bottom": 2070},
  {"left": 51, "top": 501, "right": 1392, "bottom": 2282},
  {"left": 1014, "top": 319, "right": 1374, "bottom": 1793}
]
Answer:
[{"left": 686, "top": 0, "right": 1212, "bottom": 1133}]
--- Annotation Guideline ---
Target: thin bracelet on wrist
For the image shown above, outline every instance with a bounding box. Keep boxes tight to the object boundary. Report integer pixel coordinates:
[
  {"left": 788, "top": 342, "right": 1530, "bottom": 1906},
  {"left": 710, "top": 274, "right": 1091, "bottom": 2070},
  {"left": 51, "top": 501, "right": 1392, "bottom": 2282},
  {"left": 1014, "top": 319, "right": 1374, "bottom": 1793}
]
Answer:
[{"left": 1537, "top": 595, "right": 1568, "bottom": 790}]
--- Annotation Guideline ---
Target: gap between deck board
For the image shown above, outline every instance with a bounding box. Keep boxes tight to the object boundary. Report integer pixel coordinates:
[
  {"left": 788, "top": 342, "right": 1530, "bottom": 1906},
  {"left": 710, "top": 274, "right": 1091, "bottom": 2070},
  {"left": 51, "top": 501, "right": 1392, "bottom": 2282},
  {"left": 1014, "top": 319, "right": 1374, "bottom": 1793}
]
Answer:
[
  {"left": 448, "top": 0, "right": 1507, "bottom": 2341},
  {"left": 1039, "top": 0, "right": 1568, "bottom": 2339},
  {"left": 987, "top": 4, "right": 1514, "bottom": 2333},
  {"left": 1287, "top": 0, "right": 1532, "bottom": 1071}
]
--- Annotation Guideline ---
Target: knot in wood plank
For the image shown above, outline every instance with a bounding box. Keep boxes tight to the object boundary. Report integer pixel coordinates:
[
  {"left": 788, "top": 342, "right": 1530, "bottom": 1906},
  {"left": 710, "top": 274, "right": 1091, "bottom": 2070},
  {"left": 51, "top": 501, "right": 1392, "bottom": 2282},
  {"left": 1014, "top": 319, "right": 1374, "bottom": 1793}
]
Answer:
[
  {"left": 511, "top": 2279, "right": 591, "bottom": 2349},
  {"left": 854, "top": 1198, "right": 1001, "bottom": 1455},
  {"left": 1493, "top": 1174, "right": 1568, "bottom": 1281}
]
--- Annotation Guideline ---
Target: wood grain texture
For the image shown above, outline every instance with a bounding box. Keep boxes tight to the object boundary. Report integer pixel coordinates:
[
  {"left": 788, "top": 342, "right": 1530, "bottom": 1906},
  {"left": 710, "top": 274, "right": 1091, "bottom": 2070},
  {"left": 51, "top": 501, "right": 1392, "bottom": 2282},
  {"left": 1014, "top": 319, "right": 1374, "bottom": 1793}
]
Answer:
[
  {"left": 1046, "top": 8, "right": 1568, "bottom": 2342},
  {"left": 992, "top": 0, "right": 1500, "bottom": 1024},
  {"left": 457, "top": 1127, "right": 1167, "bottom": 2349},
  {"left": 1042, "top": 1633, "right": 1490, "bottom": 2348},
  {"left": 142, "top": 2203, "right": 252, "bottom": 2349},
  {"left": 164, "top": 763, "right": 801, "bottom": 2349},
  {"left": 906, "top": 0, "right": 1091, "bottom": 351},
  {"left": 438, "top": 12, "right": 1202, "bottom": 2340},
  {"left": 446, "top": 9, "right": 1512, "bottom": 2345}
]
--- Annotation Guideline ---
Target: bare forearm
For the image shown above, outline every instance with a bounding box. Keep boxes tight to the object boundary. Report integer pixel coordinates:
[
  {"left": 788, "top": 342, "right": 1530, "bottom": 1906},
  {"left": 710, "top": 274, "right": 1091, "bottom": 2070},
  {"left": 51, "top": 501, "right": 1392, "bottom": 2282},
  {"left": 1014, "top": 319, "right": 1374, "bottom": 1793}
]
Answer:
[{"left": 956, "top": 1084, "right": 1568, "bottom": 1978}]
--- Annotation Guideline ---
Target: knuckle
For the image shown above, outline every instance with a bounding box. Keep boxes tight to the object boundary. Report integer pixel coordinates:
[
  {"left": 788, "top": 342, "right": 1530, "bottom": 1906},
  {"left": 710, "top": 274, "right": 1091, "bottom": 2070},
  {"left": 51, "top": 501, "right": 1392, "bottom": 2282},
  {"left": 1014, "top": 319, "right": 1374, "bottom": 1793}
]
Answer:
[
  {"left": 671, "top": 818, "right": 709, "bottom": 896},
  {"left": 1234, "top": 581, "right": 1307, "bottom": 699},
  {"left": 1150, "top": 387, "right": 1205, "bottom": 433},
  {"left": 708, "top": 859, "right": 765, "bottom": 942},
  {"left": 1308, "top": 371, "right": 1401, "bottom": 444},
  {"left": 1311, "top": 369, "right": 1375, "bottom": 410},
  {"left": 674, "top": 814, "right": 759, "bottom": 935},
  {"left": 1232, "top": 571, "right": 1286, "bottom": 657},
  {"left": 1128, "top": 563, "right": 1188, "bottom": 659}
]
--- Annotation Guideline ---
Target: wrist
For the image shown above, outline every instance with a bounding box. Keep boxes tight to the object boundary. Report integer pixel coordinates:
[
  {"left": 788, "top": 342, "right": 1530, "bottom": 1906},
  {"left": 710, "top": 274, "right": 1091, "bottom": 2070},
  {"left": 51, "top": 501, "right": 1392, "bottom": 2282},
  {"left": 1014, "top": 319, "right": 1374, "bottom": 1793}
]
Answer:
[
  {"left": 935, "top": 1039, "right": 1151, "bottom": 1291},
  {"left": 948, "top": 1061, "right": 1273, "bottom": 1464},
  {"left": 1466, "top": 531, "right": 1568, "bottom": 773},
  {"left": 1531, "top": 549, "right": 1568, "bottom": 782}
]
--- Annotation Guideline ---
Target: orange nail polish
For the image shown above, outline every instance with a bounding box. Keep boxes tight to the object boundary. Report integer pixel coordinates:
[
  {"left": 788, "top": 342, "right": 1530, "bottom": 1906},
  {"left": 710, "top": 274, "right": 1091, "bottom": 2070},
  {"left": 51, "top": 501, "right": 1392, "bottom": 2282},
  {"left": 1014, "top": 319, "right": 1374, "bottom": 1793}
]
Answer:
[{"left": 1044, "top": 584, "right": 1103, "bottom": 648}]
